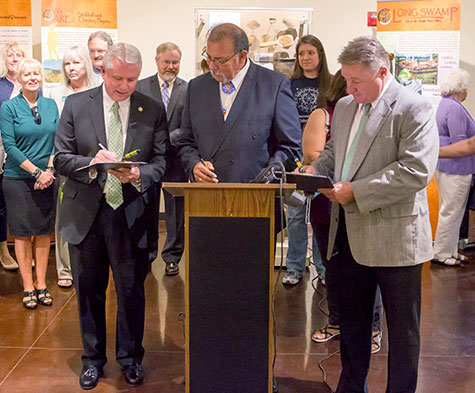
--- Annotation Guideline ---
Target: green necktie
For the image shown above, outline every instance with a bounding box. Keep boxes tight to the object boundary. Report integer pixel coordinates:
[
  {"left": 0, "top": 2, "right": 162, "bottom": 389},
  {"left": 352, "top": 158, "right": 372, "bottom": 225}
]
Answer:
[
  {"left": 106, "top": 101, "right": 124, "bottom": 210},
  {"left": 340, "top": 103, "right": 372, "bottom": 181}
]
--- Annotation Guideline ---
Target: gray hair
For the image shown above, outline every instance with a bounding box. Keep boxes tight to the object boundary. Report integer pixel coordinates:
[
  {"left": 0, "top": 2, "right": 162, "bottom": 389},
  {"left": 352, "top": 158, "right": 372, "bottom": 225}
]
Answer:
[
  {"left": 0, "top": 41, "right": 26, "bottom": 77},
  {"left": 208, "top": 23, "right": 249, "bottom": 53},
  {"left": 61, "top": 46, "right": 97, "bottom": 88},
  {"left": 155, "top": 42, "right": 182, "bottom": 59},
  {"left": 88, "top": 31, "right": 113, "bottom": 47},
  {"left": 16, "top": 58, "right": 43, "bottom": 79},
  {"left": 439, "top": 68, "right": 470, "bottom": 96},
  {"left": 103, "top": 43, "right": 142, "bottom": 71},
  {"left": 338, "top": 36, "right": 390, "bottom": 73}
]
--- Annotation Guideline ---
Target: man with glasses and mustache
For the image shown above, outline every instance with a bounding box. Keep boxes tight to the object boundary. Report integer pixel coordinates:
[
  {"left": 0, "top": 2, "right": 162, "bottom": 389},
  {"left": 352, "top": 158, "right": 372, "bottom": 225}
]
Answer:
[
  {"left": 88, "top": 31, "right": 113, "bottom": 84},
  {"left": 179, "top": 23, "right": 300, "bottom": 186},
  {"left": 136, "top": 42, "right": 187, "bottom": 275}
]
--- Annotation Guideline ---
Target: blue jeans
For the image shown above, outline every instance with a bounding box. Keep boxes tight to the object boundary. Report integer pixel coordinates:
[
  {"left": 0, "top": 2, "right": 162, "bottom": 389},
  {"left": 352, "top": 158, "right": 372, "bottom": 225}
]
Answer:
[{"left": 285, "top": 204, "right": 325, "bottom": 279}]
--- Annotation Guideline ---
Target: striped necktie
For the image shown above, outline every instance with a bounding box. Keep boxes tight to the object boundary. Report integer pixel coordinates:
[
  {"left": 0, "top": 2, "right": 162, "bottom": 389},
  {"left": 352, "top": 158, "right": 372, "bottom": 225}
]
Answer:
[
  {"left": 161, "top": 81, "right": 169, "bottom": 111},
  {"left": 340, "top": 103, "right": 372, "bottom": 181},
  {"left": 105, "top": 101, "right": 124, "bottom": 210}
]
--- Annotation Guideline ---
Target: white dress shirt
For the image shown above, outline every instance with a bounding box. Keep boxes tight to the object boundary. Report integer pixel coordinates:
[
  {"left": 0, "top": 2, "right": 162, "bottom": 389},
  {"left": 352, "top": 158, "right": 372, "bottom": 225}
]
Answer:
[{"left": 219, "top": 58, "right": 250, "bottom": 121}]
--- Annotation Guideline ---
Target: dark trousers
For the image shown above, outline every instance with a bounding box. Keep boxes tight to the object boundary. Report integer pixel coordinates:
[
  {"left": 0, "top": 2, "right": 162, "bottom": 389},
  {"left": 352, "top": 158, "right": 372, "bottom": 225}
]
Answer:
[
  {"left": 161, "top": 190, "right": 185, "bottom": 263},
  {"left": 334, "top": 209, "right": 422, "bottom": 393},
  {"left": 69, "top": 199, "right": 149, "bottom": 368},
  {"left": 161, "top": 164, "right": 187, "bottom": 264}
]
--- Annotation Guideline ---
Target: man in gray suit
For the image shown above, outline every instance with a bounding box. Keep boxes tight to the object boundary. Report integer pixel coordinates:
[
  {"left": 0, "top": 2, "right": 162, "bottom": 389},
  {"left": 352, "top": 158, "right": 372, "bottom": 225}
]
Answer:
[
  {"left": 305, "top": 36, "right": 438, "bottom": 393},
  {"left": 136, "top": 42, "right": 187, "bottom": 275}
]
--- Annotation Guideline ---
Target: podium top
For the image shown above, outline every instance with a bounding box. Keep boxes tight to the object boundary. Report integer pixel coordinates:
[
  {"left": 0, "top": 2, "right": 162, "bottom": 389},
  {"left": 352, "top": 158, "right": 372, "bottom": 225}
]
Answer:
[{"left": 162, "top": 182, "right": 295, "bottom": 197}]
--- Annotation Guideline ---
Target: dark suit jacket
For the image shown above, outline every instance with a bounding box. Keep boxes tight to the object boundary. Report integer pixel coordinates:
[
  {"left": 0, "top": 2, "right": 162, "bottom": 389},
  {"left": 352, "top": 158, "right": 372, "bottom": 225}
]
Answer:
[
  {"left": 54, "top": 86, "right": 169, "bottom": 248},
  {"left": 136, "top": 74, "right": 187, "bottom": 181},
  {"left": 178, "top": 61, "right": 301, "bottom": 183}
]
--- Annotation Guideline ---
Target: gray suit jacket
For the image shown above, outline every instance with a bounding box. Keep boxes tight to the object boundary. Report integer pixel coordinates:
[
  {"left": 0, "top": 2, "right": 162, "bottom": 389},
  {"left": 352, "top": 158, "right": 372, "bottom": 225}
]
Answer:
[{"left": 313, "top": 80, "right": 439, "bottom": 267}]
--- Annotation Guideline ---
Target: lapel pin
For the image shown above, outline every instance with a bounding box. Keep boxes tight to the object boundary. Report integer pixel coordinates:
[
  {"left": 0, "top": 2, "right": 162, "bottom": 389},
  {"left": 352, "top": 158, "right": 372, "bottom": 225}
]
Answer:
[{"left": 138, "top": 106, "right": 143, "bottom": 112}]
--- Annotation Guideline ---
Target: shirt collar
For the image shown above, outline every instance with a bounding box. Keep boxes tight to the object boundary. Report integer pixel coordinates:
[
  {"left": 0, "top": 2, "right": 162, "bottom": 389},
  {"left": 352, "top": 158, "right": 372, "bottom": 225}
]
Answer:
[
  {"left": 102, "top": 84, "right": 131, "bottom": 111},
  {"left": 222, "top": 57, "right": 250, "bottom": 91},
  {"left": 158, "top": 74, "right": 176, "bottom": 88},
  {"left": 362, "top": 74, "right": 393, "bottom": 111}
]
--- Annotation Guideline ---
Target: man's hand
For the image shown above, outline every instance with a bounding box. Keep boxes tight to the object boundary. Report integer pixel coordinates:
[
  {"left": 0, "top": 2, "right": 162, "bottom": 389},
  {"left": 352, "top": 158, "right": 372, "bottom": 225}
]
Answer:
[
  {"left": 91, "top": 149, "right": 116, "bottom": 165},
  {"left": 318, "top": 181, "right": 355, "bottom": 205},
  {"left": 302, "top": 165, "right": 317, "bottom": 175},
  {"left": 108, "top": 166, "right": 140, "bottom": 183},
  {"left": 193, "top": 161, "right": 218, "bottom": 183}
]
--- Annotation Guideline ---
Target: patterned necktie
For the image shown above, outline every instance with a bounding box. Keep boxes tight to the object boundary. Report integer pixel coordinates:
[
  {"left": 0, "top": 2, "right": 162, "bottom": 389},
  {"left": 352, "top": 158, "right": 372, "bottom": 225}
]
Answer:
[
  {"left": 161, "top": 81, "right": 169, "bottom": 111},
  {"left": 106, "top": 101, "right": 124, "bottom": 210},
  {"left": 340, "top": 103, "right": 372, "bottom": 181},
  {"left": 221, "top": 81, "right": 235, "bottom": 94}
]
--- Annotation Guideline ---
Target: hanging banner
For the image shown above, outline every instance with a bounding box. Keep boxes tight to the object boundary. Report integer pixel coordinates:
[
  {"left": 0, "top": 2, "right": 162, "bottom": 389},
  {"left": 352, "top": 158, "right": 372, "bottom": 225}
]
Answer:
[
  {"left": 377, "top": 0, "right": 461, "bottom": 107},
  {"left": 40, "top": 0, "right": 118, "bottom": 93},
  {"left": 0, "top": 0, "right": 32, "bottom": 57}
]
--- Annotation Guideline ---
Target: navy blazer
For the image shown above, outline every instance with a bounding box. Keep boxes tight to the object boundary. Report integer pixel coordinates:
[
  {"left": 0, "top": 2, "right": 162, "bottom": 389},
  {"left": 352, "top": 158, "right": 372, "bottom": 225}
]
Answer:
[
  {"left": 178, "top": 61, "right": 301, "bottom": 183},
  {"left": 54, "top": 86, "right": 169, "bottom": 247}
]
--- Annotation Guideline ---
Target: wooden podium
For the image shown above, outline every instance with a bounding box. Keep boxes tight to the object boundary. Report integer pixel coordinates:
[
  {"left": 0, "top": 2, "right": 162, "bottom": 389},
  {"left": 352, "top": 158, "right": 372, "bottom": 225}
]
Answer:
[{"left": 163, "top": 182, "right": 294, "bottom": 393}]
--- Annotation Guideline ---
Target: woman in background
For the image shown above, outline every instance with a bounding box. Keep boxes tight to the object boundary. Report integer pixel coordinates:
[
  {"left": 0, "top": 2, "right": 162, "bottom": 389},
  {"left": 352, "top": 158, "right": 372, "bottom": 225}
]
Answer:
[
  {"left": 282, "top": 35, "right": 332, "bottom": 286},
  {"left": 49, "top": 46, "right": 96, "bottom": 288},
  {"left": 1, "top": 59, "right": 58, "bottom": 309},
  {"left": 432, "top": 68, "right": 475, "bottom": 266},
  {"left": 0, "top": 42, "right": 26, "bottom": 271}
]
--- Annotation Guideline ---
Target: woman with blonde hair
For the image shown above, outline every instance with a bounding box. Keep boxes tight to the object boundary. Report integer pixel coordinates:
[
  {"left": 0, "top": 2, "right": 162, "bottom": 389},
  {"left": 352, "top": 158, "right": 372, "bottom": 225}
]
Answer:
[
  {"left": 49, "top": 45, "right": 97, "bottom": 288},
  {"left": 1, "top": 58, "right": 58, "bottom": 309}
]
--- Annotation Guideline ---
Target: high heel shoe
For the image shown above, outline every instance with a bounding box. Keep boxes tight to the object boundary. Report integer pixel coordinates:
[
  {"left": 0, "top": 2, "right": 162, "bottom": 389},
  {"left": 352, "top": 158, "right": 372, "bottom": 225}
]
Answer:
[
  {"left": 22, "top": 290, "right": 38, "bottom": 309},
  {"left": 36, "top": 288, "right": 53, "bottom": 306}
]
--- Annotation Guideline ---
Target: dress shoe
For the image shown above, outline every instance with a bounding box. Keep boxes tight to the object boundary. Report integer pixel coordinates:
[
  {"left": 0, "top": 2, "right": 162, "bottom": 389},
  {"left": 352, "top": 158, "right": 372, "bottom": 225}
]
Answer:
[
  {"left": 79, "top": 365, "right": 103, "bottom": 390},
  {"left": 165, "top": 261, "right": 179, "bottom": 276},
  {"left": 123, "top": 363, "right": 144, "bottom": 386}
]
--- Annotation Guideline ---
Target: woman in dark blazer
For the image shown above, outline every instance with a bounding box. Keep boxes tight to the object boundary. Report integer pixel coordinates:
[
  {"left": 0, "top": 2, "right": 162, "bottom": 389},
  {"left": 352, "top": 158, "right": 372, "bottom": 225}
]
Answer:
[
  {"left": 0, "top": 41, "right": 26, "bottom": 270},
  {"left": 0, "top": 58, "right": 58, "bottom": 309}
]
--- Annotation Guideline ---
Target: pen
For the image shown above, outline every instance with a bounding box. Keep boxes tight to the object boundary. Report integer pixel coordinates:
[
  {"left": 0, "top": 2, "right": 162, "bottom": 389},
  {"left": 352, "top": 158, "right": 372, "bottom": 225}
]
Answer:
[
  {"left": 98, "top": 143, "right": 107, "bottom": 150},
  {"left": 294, "top": 157, "right": 305, "bottom": 173},
  {"left": 200, "top": 158, "right": 208, "bottom": 168},
  {"left": 123, "top": 149, "right": 141, "bottom": 160}
]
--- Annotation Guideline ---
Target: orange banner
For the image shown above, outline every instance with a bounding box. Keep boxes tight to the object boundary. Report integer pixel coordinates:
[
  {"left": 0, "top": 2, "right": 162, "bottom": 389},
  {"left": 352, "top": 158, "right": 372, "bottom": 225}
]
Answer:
[
  {"left": 377, "top": 0, "right": 460, "bottom": 31},
  {"left": 0, "top": 0, "right": 32, "bottom": 27},
  {"left": 41, "top": 0, "right": 117, "bottom": 29}
]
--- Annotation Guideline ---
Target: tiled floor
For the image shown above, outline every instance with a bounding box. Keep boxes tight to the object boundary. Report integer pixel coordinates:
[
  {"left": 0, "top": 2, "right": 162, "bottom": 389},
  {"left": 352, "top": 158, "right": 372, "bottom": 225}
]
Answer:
[{"left": 0, "top": 227, "right": 474, "bottom": 392}]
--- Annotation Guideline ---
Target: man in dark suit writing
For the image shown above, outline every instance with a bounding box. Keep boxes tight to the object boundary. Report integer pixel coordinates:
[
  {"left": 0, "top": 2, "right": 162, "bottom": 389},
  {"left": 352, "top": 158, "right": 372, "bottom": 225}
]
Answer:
[
  {"left": 54, "top": 43, "right": 169, "bottom": 390},
  {"left": 136, "top": 42, "right": 187, "bottom": 276},
  {"left": 178, "top": 23, "right": 301, "bottom": 184}
]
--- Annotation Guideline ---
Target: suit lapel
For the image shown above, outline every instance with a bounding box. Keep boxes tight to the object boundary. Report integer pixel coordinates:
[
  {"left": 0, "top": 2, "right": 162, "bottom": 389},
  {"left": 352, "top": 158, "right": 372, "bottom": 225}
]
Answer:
[
  {"left": 149, "top": 74, "right": 163, "bottom": 105},
  {"left": 206, "top": 76, "right": 226, "bottom": 159},
  {"left": 334, "top": 100, "right": 358, "bottom": 182},
  {"left": 224, "top": 62, "right": 256, "bottom": 132},
  {"left": 167, "top": 77, "right": 183, "bottom": 121},
  {"left": 345, "top": 83, "right": 398, "bottom": 181},
  {"left": 124, "top": 92, "right": 140, "bottom": 154},
  {"left": 88, "top": 87, "right": 107, "bottom": 147}
]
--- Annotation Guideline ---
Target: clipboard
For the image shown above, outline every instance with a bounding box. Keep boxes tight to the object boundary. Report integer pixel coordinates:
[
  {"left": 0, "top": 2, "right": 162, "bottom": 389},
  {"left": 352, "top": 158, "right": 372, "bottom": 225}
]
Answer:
[
  {"left": 75, "top": 161, "right": 147, "bottom": 172},
  {"left": 285, "top": 172, "right": 333, "bottom": 191}
]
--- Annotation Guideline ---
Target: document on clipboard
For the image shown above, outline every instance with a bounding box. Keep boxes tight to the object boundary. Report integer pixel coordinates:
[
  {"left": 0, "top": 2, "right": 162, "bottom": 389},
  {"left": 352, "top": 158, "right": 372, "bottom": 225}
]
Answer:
[
  {"left": 285, "top": 172, "right": 334, "bottom": 192},
  {"left": 75, "top": 161, "right": 147, "bottom": 172}
]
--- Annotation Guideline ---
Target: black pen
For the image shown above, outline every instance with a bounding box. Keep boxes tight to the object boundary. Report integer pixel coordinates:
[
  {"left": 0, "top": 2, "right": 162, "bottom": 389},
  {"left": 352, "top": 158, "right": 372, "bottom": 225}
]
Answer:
[{"left": 200, "top": 158, "right": 209, "bottom": 168}]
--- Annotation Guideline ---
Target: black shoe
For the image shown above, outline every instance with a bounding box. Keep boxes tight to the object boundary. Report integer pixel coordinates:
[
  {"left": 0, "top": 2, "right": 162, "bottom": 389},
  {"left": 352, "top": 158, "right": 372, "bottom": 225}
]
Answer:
[
  {"left": 165, "top": 262, "right": 179, "bottom": 276},
  {"left": 79, "top": 365, "right": 103, "bottom": 390},
  {"left": 123, "top": 363, "right": 144, "bottom": 386}
]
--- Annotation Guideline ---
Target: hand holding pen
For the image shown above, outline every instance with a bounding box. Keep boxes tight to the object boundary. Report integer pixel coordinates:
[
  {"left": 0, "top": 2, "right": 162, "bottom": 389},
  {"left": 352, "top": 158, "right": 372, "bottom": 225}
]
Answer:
[{"left": 193, "top": 158, "right": 218, "bottom": 183}]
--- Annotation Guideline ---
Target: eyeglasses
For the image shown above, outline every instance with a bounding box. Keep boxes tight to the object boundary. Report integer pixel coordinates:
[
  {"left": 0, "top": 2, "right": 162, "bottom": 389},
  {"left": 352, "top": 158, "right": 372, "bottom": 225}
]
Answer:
[
  {"left": 89, "top": 49, "right": 106, "bottom": 55},
  {"left": 31, "top": 106, "right": 41, "bottom": 125},
  {"left": 205, "top": 51, "right": 240, "bottom": 65}
]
